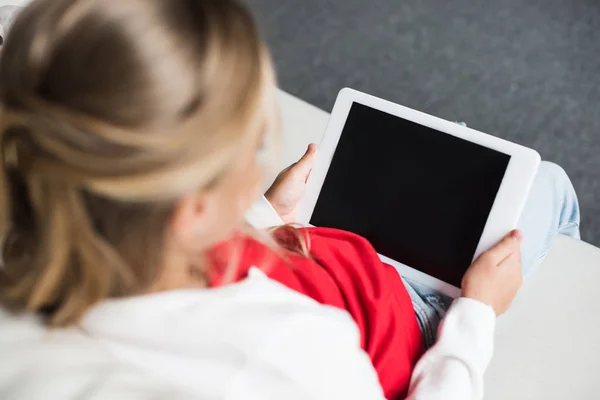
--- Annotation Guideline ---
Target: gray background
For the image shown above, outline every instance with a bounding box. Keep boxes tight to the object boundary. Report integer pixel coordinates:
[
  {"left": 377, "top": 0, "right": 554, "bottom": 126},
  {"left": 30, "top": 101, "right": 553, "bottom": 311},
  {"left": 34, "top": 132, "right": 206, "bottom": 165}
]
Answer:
[{"left": 246, "top": 0, "right": 600, "bottom": 246}]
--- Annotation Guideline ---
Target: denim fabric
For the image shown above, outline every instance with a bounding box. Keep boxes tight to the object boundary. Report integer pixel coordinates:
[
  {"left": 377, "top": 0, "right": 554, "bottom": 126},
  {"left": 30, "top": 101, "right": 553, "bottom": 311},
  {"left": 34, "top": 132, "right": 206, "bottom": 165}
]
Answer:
[{"left": 400, "top": 161, "right": 581, "bottom": 349}]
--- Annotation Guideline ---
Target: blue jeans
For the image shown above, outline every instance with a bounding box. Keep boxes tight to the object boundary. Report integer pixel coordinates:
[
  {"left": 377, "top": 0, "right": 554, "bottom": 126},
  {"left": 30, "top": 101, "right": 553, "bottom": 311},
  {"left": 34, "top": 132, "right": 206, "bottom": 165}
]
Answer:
[{"left": 400, "top": 161, "right": 581, "bottom": 348}]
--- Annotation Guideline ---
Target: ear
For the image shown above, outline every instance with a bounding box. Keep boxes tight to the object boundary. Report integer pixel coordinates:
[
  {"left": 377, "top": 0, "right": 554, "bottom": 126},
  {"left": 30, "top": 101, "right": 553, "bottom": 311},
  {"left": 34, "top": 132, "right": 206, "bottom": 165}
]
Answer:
[{"left": 169, "top": 192, "right": 207, "bottom": 247}]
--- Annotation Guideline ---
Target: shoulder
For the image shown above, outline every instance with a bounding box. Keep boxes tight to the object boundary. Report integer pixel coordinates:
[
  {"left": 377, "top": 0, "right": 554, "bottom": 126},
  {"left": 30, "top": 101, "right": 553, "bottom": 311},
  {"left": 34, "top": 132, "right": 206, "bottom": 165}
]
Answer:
[
  {"left": 0, "top": 273, "right": 383, "bottom": 399},
  {"left": 0, "top": 309, "right": 179, "bottom": 399}
]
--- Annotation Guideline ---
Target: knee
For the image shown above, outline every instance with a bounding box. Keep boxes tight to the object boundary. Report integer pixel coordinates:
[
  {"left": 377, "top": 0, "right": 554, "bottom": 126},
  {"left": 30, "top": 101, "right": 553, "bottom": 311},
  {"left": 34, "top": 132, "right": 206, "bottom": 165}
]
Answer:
[
  {"left": 538, "top": 162, "right": 573, "bottom": 195},
  {"left": 538, "top": 161, "right": 568, "bottom": 182},
  {"left": 538, "top": 161, "right": 580, "bottom": 223}
]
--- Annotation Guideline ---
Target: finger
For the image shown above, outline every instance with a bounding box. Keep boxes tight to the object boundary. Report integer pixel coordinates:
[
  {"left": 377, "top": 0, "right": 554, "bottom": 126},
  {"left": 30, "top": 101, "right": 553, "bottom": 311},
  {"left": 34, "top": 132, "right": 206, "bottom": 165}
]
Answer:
[
  {"left": 485, "top": 230, "right": 523, "bottom": 264},
  {"left": 277, "top": 145, "right": 317, "bottom": 176},
  {"left": 296, "top": 144, "right": 317, "bottom": 168},
  {"left": 499, "top": 249, "right": 523, "bottom": 272},
  {"left": 277, "top": 165, "right": 292, "bottom": 176},
  {"left": 290, "top": 144, "right": 317, "bottom": 177}
]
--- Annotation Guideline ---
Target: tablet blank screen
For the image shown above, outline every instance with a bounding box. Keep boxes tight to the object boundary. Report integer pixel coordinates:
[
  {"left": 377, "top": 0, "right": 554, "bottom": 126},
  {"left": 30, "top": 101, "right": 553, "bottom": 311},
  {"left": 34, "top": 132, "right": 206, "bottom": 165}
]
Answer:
[{"left": 310, "top": 102, "right": 511, "bottom": 287}]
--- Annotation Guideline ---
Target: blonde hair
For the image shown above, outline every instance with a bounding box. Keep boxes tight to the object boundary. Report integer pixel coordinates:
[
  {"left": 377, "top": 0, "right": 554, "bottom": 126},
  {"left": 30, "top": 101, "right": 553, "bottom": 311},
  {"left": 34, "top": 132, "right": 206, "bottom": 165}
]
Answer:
[{"left": 0, "top": 0, "right": 277, "bottom": 326}]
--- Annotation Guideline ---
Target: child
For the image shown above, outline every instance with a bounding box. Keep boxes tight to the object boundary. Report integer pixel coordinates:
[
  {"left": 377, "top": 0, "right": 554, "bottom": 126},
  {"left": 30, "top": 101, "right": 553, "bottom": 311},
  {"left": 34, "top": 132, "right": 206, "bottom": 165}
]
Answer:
[{"left": 0, "top": 1, "right": 580, "bottom": 399}]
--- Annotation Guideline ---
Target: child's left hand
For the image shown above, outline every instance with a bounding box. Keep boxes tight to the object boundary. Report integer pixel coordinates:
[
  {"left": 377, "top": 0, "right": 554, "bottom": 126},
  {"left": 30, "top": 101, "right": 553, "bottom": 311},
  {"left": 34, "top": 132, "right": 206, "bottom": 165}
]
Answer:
[{"left": 265, "top": 144, "right": 317, "bottom": 224}]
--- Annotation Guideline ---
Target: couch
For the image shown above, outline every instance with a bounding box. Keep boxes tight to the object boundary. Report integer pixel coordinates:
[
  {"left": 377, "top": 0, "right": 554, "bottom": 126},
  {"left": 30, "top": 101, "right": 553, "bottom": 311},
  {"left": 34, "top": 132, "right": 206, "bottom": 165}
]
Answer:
[{"left": 277, "top": 90, "right": 600, "bottom": 400}]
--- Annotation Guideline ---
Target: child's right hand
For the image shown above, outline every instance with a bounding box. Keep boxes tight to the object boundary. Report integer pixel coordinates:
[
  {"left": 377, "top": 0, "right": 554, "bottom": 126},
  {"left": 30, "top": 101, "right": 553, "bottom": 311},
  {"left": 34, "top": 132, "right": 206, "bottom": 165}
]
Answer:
[{"left": 461, "top": 230, "right": 524, "bottom": 316}]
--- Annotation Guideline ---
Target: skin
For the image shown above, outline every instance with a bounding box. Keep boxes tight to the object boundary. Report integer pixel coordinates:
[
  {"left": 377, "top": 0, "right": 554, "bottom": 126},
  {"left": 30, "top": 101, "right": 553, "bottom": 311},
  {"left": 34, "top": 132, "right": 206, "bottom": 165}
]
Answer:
[
  {"left": 155, "top": 137, "right": 523, "bottom": 315},
  {"left": 265, "top": 143, "right": 317, "bottom": 224},
  {"left": 152, "top": 134, "right": 267, "bottom": 291},
  {"left": 462, "top": 230, "right": 524, "bottom": 316}
]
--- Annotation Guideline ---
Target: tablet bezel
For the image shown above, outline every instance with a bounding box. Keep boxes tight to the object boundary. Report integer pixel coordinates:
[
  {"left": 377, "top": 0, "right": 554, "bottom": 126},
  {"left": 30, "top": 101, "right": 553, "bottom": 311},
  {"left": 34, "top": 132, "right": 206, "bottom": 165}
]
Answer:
[{"left": 296, "top": 88, "right": 541, "bottom": 298}]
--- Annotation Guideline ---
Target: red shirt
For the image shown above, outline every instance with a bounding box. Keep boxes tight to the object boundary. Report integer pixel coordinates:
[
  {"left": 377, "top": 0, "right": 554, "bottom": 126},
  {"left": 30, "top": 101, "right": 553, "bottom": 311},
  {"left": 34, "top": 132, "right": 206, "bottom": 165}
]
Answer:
[{"left": 210, "top": 227, "right": 424, "bottom": 399}]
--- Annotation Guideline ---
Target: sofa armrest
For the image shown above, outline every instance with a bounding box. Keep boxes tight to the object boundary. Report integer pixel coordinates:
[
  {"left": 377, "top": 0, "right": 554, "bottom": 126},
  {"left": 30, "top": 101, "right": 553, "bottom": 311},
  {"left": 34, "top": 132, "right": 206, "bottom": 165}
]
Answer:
[{"left": 485, "top": 235, "right": 600, "bottom": 399}]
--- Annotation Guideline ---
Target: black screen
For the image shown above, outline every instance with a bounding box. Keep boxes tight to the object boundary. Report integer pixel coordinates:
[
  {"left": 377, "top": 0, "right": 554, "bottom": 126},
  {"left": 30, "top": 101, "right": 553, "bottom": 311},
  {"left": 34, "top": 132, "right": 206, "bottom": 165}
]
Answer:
[{"left": 310, "top": 103, "right": 511, "bottom": 287}]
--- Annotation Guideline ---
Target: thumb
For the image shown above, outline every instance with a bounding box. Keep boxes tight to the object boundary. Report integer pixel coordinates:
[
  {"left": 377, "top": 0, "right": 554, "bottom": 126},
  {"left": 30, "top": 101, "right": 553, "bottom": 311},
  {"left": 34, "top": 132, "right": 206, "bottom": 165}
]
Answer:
[
  {"left": 485, "top": 230, "right": 523, "bottom": 264},
  {"left": 294, "top": 143, "right": 317, "bottom": 172}
]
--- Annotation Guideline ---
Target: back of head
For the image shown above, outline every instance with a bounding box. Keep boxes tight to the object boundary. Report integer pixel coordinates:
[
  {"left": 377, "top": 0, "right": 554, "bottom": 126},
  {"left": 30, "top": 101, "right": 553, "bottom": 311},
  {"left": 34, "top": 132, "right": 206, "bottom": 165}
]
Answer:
[{"left": 0, "top": 0, "right": 275, "bottom": 326}]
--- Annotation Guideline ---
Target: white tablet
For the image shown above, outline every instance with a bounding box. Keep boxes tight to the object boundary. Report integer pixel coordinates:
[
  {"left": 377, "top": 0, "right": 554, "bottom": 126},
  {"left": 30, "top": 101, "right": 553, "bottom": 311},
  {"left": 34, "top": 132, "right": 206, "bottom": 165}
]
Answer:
[{"left": 297, "top": 88, "right": 540, "bottom": 298}]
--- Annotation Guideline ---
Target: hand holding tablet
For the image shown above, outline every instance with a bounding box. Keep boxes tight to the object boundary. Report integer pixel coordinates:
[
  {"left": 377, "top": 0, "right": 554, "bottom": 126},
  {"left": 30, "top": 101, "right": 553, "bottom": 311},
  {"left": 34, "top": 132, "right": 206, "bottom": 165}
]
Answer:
[
  {"left": 462, "top": 229, "right": 524, "bottom": 315},
  {"left": 297, "top": 88, "right": 540, "bottom": 298}
]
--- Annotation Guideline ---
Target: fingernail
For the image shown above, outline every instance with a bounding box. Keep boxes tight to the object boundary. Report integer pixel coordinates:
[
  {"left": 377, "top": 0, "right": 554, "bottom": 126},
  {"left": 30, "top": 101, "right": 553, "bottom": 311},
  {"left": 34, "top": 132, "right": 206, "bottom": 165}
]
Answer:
[{"left": 511, "top": 230, "right": 523, "bottom": 241}]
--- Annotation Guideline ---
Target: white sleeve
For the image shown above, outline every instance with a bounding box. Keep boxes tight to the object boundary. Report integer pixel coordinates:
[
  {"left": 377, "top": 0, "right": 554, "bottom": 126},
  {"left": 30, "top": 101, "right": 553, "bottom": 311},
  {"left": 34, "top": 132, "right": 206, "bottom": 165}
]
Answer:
[
  {"left": 245, "top": 195, "right": 284, "bottom": 229},
  {"left": 406, "top": 297, "right": 496, "bottom": 400}
]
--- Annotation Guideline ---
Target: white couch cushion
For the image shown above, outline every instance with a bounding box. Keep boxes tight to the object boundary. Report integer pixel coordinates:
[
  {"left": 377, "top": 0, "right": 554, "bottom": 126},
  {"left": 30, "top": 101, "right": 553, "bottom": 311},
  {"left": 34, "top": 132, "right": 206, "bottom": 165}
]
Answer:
[{"left": 486, "top": 235, "right": 600, "bottom": 399}]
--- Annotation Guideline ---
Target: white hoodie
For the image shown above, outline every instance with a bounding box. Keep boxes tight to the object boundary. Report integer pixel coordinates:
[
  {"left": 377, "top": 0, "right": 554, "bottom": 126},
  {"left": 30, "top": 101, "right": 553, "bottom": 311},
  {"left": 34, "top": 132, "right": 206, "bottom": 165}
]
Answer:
[{"left": 0, "top": 266, "right": 495, "bottom": 400}]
